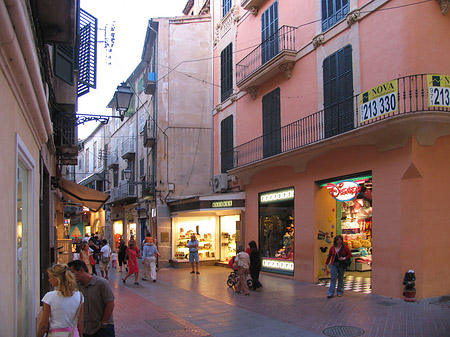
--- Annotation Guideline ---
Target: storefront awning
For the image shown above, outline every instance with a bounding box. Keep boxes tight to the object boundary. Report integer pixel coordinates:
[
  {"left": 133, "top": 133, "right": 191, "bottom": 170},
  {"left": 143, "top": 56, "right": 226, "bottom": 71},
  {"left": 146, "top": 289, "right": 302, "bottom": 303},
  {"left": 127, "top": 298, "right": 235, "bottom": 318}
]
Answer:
[{"left": 57, "top": 178, "right": 110, "bottom": 212}]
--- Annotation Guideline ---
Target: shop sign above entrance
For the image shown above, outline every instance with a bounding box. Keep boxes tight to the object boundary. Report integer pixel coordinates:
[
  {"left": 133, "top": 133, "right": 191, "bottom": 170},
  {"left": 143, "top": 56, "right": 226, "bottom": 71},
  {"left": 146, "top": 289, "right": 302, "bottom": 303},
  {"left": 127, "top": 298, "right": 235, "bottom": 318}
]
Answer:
[
  {"left": 328, "top": 181, "right": 361, "bottom": 201},
  {"left": 212, "top": 200, "right": 232, "bottom": 208},
  {"left": 260, "top": 188, "right": 294, "bottom": 204}
]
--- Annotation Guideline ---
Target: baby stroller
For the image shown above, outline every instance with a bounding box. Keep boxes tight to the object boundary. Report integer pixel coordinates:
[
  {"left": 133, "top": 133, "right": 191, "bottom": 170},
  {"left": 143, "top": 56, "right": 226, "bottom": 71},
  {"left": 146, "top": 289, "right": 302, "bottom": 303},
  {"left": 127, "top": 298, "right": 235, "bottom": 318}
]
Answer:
[{"left": 226, "top": 257, "right": 254, "bottom": 289}]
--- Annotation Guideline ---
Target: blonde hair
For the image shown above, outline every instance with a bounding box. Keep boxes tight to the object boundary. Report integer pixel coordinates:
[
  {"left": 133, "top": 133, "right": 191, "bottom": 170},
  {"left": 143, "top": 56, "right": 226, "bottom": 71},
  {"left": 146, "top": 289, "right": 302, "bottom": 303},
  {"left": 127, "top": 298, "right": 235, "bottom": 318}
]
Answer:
[{"left": 47, "top": 264, "right": 78, "bottom": 297}]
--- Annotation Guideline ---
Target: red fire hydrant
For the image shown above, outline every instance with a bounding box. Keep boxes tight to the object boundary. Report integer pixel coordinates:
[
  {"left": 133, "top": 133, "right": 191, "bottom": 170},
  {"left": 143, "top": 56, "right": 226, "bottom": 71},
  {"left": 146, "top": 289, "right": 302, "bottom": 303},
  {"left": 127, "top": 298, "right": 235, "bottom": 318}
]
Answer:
[{"left": 403, "top": 269, "right": 416, "bottom": 302}]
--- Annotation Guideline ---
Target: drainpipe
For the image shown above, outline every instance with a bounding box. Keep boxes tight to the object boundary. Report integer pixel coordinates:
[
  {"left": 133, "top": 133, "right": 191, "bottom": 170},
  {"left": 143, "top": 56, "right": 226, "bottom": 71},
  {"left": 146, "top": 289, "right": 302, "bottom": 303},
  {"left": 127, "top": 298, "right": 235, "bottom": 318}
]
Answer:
[
  {"left": 210, "top": 0, "right": 215, "bottom": 192},
  {"left": 2, "top": 0, "right": 54, "bottom": 144}
]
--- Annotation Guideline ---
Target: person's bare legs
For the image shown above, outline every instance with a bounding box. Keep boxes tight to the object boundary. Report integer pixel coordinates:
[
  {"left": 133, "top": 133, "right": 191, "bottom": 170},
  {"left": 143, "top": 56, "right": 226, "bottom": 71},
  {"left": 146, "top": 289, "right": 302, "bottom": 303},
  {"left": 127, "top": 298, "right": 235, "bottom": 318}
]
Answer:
[
  {"left": 190, "top": 262, "right": 195, "bottom": 273},
  {"left": 195, "top": 262, "right": 199, "bottom": 274}
]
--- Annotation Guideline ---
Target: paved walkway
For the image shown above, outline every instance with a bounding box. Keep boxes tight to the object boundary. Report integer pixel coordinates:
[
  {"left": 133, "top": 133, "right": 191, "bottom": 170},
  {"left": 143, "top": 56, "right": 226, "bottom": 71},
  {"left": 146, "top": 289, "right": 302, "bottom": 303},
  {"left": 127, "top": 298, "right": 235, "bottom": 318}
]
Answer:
[{"left": 106, "top": 264, "right": 449, "bottom": 337}]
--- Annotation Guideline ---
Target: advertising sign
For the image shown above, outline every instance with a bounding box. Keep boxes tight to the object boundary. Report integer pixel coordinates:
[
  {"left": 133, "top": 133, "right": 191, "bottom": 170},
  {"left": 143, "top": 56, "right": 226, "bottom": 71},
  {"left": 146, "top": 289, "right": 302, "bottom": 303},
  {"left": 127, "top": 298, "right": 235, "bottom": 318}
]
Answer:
[
  {"left": 328, "top": 181, "right": 361, "bottom": 202},
  {"left": 360, "top": 80, "right": 398, "bottom": 123},
  {"left": 428, "top": 74, "right": 450, "bottom": 108},
  {"left": 69, "top": 223, "right": 84, "bottom": 239}
]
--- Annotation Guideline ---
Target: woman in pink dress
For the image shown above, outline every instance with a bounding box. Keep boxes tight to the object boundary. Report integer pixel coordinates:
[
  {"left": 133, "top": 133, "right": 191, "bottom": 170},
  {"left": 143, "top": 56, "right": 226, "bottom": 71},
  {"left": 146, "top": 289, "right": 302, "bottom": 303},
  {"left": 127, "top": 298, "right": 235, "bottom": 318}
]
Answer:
[{"left": 122, "top": 241, "right": 140, "bottom": 285}]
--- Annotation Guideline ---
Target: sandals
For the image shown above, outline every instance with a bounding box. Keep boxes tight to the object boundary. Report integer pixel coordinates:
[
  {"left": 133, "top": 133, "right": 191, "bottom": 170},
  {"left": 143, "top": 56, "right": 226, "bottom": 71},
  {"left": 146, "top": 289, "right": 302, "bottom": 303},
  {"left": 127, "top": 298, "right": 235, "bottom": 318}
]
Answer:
[{"left": 122, "top": 278, "right": 126, "bottom": 284}]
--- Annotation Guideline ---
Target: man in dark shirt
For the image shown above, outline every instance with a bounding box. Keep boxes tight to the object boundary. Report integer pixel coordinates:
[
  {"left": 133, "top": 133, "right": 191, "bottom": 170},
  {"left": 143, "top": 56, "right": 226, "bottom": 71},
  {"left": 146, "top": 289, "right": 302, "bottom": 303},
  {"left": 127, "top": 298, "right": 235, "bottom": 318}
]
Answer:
[{"left": 68, "top": 260, "right": 115, "bottom": 337}]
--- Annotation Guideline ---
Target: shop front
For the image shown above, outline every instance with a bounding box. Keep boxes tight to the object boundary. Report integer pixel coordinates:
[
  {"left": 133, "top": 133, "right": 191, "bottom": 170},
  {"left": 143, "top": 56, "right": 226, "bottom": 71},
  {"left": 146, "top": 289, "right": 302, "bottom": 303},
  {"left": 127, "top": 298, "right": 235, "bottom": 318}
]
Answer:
[
  {"left": 113, "top": 220, "right": 123, "bottom": 250},
  {"left": 169, "top": 193, "right": 245, "bottom": 265},
  {"left": 315, "top": 172, "right": 373, "bottom": 292},
  {"left": 259, "top": 187, "right": 295, "bottom": 276}
]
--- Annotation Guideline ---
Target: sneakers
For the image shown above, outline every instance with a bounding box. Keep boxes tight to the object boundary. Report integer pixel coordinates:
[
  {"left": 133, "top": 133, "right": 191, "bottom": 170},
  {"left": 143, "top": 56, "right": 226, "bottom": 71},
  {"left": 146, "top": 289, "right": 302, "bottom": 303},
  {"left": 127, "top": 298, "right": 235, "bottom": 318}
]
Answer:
[
  {"left": 153, "top": 280, "right": 156, "bottom": 282},
  {"left": 190, "top": 271, "right": 195, "bottom": 274},
  {"left": 196, "top": 271, "right": 200, "bottom": 274},
  {"left": 327, "top": 295, "right": 333, "bottom": 298},
  {"left": 337, "top": 294, "right": 343, "bottom": 297}
]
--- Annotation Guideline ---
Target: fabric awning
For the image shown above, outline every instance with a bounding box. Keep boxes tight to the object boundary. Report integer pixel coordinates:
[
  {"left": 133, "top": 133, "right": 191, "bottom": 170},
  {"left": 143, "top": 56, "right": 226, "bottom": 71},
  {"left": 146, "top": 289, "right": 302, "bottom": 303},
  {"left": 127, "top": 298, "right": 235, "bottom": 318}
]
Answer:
[{"left": 57, "top": 178, "right": 110, "bottom": 212}]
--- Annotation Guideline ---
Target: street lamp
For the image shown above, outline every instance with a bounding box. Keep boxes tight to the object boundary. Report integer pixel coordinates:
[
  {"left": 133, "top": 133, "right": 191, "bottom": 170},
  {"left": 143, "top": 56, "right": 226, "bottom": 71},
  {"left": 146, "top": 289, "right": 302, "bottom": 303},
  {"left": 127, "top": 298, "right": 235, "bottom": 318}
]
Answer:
[
  {"left": 66, "top": 82, "right": 133, "bottom": 125},
  {"left": 123, "top": 168, "right": 133, "bottom": 182},
  {"left": 114, "top": 82, "right": 133, "bottom": 121}
]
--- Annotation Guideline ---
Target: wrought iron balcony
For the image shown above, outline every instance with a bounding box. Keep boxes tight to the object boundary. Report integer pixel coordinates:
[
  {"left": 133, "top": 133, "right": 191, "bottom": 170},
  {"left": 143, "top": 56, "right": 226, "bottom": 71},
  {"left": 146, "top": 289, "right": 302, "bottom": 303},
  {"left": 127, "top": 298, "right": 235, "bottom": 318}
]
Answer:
[
  {"left": 121, "top": 137, "right": 135, "bottom": 160},
  {"left": 236, "top": 25, "right": 298, "bottom": 89},
  {"left": 232, "top": 74, "right": 450, "bottom": 169},
  {"left": 109, "top": 182, "right": 136, "bottom": 202},
  {"left": 143, "top": 121, "right": 156, "bottom": 148},
  {"left": 107, "top": 149, "right": 119, "bottom": 168}
]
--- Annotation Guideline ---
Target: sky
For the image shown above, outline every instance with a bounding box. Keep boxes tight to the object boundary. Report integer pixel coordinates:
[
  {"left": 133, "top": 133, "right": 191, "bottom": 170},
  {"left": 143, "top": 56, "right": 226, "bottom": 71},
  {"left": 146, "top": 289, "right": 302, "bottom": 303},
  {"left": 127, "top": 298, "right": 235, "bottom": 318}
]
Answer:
[{"left": 77, "top": 0, "right": 189, "bottom": 139}]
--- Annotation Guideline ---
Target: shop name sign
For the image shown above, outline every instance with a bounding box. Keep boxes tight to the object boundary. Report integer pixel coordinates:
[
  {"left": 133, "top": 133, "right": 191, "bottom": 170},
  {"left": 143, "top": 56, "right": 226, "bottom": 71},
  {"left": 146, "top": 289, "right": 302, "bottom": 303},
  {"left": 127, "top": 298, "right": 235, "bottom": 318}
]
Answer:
[
  {"left": 212, "top": 200, "right": 232, "bottom": 208},
  {"left": 262, "top": 258, "right": 294, "bottom": 272},
  {"left": 328, "top": 181, "right": 361, "bottom": 201},
  {"left": 260, "top": 188, "right": 294, "bottom": 204}
]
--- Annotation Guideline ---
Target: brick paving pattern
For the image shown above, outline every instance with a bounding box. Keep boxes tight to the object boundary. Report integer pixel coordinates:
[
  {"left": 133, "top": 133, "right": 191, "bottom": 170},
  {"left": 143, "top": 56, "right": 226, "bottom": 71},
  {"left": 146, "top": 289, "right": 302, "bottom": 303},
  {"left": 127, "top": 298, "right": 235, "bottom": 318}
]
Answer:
[{"left": 107, "top": 265, "right": 450, "bottom": 336}]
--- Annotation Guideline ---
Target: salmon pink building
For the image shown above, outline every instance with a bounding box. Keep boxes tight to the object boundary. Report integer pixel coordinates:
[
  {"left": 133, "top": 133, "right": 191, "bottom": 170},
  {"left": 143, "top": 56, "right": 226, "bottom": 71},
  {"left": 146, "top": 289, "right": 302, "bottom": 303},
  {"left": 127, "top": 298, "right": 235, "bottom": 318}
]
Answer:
[{"left": 211, "top": 0, "right": 450, "bottom": 299}]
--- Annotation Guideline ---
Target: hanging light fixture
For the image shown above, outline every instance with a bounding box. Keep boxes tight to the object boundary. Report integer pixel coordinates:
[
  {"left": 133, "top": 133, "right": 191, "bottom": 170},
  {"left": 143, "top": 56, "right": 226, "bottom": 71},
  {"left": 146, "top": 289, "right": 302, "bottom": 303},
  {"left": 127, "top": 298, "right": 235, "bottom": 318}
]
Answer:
[{"left": 114, "top": 82, "right": 133, "bottom": 121}]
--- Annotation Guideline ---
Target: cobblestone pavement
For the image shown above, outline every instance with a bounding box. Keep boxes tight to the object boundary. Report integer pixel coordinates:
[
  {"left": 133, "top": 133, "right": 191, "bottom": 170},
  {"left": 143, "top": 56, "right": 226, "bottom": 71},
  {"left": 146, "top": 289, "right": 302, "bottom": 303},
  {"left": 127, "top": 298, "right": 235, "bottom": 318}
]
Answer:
[{"left": 107, "top": 264, "right": 450, "bottom": 337}]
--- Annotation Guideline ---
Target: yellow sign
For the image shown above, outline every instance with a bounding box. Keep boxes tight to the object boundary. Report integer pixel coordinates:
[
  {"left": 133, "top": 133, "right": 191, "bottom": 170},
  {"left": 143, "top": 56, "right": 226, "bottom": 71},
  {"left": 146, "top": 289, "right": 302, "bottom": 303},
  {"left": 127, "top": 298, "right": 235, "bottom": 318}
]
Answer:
[
  {"left": 212, "top": 200, "right": 232, "bottom": 208},
  {"left": 427, "top": 74, "right": 450, "bottom": 108},
  {"left": 360, "top": 80, "right": 398, "bottom": 122}
]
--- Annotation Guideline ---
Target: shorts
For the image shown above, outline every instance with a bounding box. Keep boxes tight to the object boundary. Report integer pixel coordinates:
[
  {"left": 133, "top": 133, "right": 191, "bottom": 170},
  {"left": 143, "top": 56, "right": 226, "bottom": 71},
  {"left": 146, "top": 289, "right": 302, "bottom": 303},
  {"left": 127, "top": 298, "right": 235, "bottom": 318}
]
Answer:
[
  {"left": 189, "top": 252, "right": 199, "bottom": 263},
  {"left": 99, "top": 260, "right": 109, "bottom": 271}
]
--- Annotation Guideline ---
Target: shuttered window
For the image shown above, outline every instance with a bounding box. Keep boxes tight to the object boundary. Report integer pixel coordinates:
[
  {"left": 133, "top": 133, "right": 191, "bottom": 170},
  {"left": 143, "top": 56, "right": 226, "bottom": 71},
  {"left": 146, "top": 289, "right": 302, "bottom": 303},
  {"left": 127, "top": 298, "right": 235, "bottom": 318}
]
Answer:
[
  {"left": 261, "top": 1, "right": 279, "bottom": 64},
  {"left": 323, "top": 45, "right": 354, "bottom": 138},
  {"left": 221, "top": 43, "right": 233, "bottom": 102},
  {"left": 54, "top": 45, "right": 74, "bottom": 85},
  {"left": 322, "top": 0, "right": 349, "bottom": 31},
  {"left": 262, "top": 88, "right": 281, "bottom": 158},
  {"left": 221, "top": 115, "right": 234, "bottom": 172},
  {"left": 223, "top": 0, "right": 232, "bottom": 17}
]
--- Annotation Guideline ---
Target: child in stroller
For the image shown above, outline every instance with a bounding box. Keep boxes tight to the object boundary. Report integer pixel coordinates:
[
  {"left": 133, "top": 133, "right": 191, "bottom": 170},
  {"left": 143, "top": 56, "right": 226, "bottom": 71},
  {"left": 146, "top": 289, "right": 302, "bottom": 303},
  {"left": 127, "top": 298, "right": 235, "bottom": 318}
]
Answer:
[{"left": 226, "top": 256, "right": 253, "bottom": 289}]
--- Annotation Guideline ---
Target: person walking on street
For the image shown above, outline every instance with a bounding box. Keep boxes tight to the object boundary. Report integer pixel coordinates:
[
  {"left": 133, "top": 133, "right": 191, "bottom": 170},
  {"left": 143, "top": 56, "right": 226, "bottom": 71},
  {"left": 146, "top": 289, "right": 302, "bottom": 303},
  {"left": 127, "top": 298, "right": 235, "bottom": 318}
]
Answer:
[
  {"left": 122, "top": 241, "right": 140, "bottom": 285},
  {"left": 248, "top": 240, "right": 263, "bottom": 290},
  {"left": 80, "top": 242, "right": 94, "bottom": 275},
  {"left": 117, "top": 239, "right": 127, "bottom": 273},
  {"left": 142, "top": 241, "right": 160, "bottom": 282},
  {"left": 37, "top": 264, "right": 84, "bottom": 337},
  {"left": 188, "top": 234, "right": 200, "bottom": 274},
  {"left": 68, "top": 260, "right": 115, "bottom": 337},
  {"left": 99, "top": 239, "right": 111, "bottom": 280},
  {"left": 325, "top": 235, "right": 352, "bottom": 298},
  {"left": 234, "top": 244, "right": 250, "bottom": 296}
]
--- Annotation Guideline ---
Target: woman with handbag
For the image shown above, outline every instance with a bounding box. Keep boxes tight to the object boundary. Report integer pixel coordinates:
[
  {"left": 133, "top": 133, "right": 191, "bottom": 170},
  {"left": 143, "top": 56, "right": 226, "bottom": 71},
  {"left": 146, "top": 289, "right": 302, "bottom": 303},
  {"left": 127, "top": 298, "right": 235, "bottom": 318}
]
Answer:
[
  {"left": 80, "top": 242, "right": 94, "bottom": 274},
  {"left": 122, "top": 240, "right": 140, "bottom": 285},
  {"left": 37, "top": 264, "right": 84, "bottom": 337},
  {"left": 325, "top": 235, "right": 352, "bottom": 298}
]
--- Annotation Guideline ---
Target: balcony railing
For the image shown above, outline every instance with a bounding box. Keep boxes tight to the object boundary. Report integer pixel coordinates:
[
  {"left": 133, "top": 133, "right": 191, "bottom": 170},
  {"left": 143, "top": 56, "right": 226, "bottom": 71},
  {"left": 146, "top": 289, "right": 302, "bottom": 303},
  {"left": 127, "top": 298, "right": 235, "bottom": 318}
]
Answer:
[
  {"left": 110, "top": 182, "right": 136, "bottom": 202},
  {"left": 121, "top": 137, "right": 135, "bottom": 159},
  {"left": 236, "top": 25, "right": 298, "bottom": 84},
  {"left": 232, "top": 74, "right": 450, "bottom": 169},
  {"left": 107, "top": 149, "right": 119, "bottom": 168},
  {"left": 143, "top": 121, "right": 156, "bottom": 148}
]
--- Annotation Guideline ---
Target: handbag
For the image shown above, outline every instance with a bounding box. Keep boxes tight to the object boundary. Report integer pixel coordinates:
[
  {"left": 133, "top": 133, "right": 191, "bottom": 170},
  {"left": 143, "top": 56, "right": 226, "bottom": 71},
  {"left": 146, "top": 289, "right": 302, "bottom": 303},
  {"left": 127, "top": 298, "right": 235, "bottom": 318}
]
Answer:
[
  {"left": 341, "top": 258, "right": 351, "bottom": 269},
  {"left": 89, "top": 255, "right": 95, "bottom": 266}
]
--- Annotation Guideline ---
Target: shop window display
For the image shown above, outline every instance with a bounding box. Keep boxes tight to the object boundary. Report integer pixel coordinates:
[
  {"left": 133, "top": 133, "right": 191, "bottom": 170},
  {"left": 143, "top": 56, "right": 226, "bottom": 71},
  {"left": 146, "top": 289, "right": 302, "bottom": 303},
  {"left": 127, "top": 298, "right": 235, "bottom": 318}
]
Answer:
[
  {"left": 173, "top": 217, "right": 216, "bottom": 260},
  {"left": 259, "top": 188, "right": 295, "bottom": 275},
  {"left": 220, "top": 215, "right": 239, "bottom": 262}
]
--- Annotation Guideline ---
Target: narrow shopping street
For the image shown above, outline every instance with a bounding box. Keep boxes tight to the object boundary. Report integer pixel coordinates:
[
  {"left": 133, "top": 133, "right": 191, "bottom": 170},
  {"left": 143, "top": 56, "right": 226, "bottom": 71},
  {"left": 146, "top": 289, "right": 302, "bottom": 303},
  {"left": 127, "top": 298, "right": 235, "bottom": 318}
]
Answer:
[{"left": 107, "top": 265, "right": 450, "bottom": 337}]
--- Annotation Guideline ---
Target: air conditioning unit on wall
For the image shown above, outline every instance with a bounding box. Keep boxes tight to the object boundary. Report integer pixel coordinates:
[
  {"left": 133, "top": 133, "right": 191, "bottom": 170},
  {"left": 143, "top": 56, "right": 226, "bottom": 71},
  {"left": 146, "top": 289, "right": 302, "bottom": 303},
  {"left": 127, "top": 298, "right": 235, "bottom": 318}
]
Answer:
[{"left": 212, "top": 173, "right": 228, "bottom": 193}]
